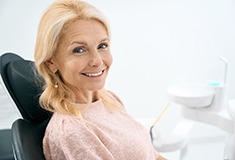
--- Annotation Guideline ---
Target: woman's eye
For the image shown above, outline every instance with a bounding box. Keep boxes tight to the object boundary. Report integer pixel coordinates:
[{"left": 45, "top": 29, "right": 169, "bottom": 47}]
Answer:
[
  {"left": 72, "top": 47, "right": 84, "bottom": 54},
  {"left": 98, "top": 43, "right": 108, "bottom": 49}
]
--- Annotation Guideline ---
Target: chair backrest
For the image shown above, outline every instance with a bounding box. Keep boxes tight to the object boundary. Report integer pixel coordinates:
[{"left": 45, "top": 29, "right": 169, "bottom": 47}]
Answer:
[
  {"left": 0, "top": 52, "right": 52, "bottom": 160},
  {"left": 11, "top": 119, "right": 50, "bottom": 160},
  {"left": 0, "top": 53, "right": 50, "bottom": 123}
]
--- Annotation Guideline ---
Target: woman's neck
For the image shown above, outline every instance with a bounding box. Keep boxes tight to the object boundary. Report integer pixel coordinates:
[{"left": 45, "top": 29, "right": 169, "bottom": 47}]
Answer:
[{"left": 75, "top": 90, "right": 100, "bottom": 104}]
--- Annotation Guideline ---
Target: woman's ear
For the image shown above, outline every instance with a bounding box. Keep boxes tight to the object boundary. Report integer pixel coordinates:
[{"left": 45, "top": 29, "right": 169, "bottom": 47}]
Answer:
[{"left": 45, "top": 58, "right": 58, "bottom": 73}]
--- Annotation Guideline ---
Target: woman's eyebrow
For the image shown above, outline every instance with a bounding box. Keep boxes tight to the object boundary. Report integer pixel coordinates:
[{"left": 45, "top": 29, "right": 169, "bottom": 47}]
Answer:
[
  {"left": 70, "top": 37, "right": 110, "bottom": 46},
  {"left": 70, "top": 41, "right": 87, "bottom": 46},
  {"left": 100, "top": 37, "right": 110, "bottom": 42}
]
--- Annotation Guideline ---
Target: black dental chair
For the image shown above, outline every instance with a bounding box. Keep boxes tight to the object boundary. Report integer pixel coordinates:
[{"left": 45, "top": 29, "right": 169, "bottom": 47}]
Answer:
[
  {"left": 0, "top": 129, "right": 14, "bottom": 160},
  {"left": 0, "top": 52, "right": 52, "bottom": 160}
]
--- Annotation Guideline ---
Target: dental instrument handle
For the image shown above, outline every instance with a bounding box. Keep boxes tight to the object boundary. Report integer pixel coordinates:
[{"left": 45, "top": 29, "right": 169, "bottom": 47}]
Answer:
[
  {"left": 152, "top": 102, "right": 170, "bottom": 127},
  {"left": 150, "top": 102, "right": 170, "bottom": 141}
]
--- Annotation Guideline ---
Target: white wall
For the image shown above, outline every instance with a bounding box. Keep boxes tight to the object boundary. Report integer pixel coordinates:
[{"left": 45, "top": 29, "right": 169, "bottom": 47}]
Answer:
[
  {"left": 1, "top": 0, "right": 235, "bottom": 159},
  {"left": 1, "top": 0, "right": 235, "bottom": 119}
]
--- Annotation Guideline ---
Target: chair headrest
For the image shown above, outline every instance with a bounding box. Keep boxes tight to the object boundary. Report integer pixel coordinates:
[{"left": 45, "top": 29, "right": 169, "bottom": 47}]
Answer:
[{"left": 1, "top": 53, "right": 51, "bottom": 124}]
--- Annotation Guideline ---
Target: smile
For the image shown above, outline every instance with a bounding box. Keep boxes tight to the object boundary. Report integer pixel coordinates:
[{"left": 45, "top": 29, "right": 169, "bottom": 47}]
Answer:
[{"left": 82, "top": 70, "right": 104, "bottom": 77}]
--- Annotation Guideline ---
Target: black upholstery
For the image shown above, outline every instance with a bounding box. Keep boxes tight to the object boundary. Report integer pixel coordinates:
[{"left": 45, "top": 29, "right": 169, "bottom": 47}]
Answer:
[
  {"left": 0, "top": 129, "right": 14, "bottom": 160},
  {"left": 11, "top": 119, "right": 50, "bottom": 160},
  {"left": 0, "top": 53, "right": 52, "bottom": 160},
  {"left": 0, "top": 53, "right": 50, "bottom": 123}
]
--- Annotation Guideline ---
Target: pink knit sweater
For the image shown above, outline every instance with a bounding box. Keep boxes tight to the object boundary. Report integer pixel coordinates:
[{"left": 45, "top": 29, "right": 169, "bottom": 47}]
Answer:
[{"left": 43, "top": 99, "right": 159, "bottom": 160}]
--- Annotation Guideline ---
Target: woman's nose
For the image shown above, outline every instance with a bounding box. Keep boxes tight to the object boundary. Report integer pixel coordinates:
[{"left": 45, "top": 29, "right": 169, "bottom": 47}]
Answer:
[{"left": 88, "top": 50, "right": 103, "bottom": 67}]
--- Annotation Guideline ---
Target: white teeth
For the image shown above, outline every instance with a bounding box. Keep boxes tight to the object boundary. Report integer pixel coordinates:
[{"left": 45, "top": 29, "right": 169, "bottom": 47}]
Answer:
[{"left": 84, "top": 71, "right": 102, "bottom": 77}]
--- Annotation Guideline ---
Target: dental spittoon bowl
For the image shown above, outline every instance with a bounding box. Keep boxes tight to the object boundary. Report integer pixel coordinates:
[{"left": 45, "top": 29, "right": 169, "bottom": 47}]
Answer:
[{"left": 167, "top": 84, "right": 215, "bottom": 108}]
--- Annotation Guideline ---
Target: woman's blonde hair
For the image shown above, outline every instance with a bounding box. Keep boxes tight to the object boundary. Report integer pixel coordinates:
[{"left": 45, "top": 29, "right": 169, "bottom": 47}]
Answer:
[{"left": 34, "top": 0, "right": 122, "bottom": 116}]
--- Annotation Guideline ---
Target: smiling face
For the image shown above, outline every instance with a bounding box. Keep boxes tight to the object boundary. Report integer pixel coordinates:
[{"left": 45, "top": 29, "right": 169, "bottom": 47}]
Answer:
[{"left": 46, "top": 19, "right": 112, "bottom": 102}]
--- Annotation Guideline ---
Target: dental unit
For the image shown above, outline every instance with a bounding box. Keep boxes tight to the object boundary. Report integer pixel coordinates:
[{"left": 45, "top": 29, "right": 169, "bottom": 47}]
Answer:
[{"left": 166, "top": 56, "right": 235, "bottom": 160}]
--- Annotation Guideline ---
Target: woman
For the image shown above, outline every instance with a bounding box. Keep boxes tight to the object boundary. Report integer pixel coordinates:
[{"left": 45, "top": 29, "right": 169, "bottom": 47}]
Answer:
[{"left": 34, "top": 0, "right": 166, "bottom": 159}]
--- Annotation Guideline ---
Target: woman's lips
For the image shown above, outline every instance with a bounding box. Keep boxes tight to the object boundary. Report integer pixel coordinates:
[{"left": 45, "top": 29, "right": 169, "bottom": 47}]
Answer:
[{"left": 81, "top": 70, "right": 104, "bottom": 77}]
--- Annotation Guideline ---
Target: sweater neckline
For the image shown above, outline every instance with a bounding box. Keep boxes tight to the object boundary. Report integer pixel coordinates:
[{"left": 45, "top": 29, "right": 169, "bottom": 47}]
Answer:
[{"left": 75, "top": 99, "right": 103, "bottom": 109}]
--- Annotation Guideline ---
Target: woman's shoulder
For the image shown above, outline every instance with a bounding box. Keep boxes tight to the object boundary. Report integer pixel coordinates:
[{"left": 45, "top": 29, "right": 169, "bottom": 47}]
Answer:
[
  {"left": 45, "top": 113, "right": 86, "bottom": 137},
  {"left": 107, "top": 90, "right": 124, "bottom": 106}
]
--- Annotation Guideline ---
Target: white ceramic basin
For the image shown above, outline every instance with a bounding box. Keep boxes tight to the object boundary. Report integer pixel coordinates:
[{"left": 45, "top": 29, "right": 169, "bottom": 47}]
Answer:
[{"left": 167, "top": 84, "right": 215, "bottom": 108}]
